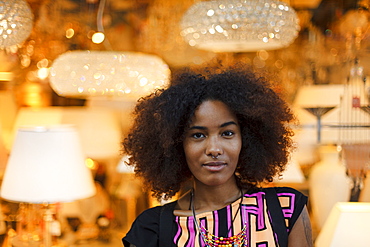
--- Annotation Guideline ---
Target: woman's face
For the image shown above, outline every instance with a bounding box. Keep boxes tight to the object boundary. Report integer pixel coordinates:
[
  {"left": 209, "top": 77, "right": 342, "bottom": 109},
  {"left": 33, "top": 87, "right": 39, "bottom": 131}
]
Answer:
[{"left": 183, "top": 100, "right": 242, "bottom": 187}]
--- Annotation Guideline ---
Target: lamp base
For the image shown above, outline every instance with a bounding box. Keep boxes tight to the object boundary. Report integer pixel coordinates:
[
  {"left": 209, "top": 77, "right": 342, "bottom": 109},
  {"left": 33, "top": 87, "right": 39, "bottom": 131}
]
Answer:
[{"left": 349, "top": 176, "right": 364, "bottom": 202}]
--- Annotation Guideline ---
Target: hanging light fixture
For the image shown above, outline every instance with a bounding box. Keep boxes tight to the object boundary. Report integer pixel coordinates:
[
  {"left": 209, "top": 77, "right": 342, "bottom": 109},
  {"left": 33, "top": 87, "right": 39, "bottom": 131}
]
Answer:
[
  {"left": 0, "top": 0, "right": 33, "bottom": 49},
  {"left": 180, "top": 0, "right": 300, "bottom": 52},
  {"left": 49, "top": 50, "right": 171, "bottom": 99}
]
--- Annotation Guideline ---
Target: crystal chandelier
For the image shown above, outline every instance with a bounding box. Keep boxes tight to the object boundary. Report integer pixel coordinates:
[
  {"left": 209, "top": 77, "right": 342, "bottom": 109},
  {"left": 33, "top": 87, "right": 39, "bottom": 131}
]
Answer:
[
  {"left": 49, "top": 51, "right": 171, "bottom": 99},
  {"left": 0, "top": 0, "right": 33, "bottom": 49},
  {"left": 180, "top": 0, "right": 300, "bottom": 52}
]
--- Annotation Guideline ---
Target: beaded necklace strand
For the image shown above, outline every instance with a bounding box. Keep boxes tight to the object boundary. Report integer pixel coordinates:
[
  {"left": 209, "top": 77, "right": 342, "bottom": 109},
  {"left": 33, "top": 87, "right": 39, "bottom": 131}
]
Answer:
[{"left": 190, "top": 189, "right": 248, "bottom": 247}]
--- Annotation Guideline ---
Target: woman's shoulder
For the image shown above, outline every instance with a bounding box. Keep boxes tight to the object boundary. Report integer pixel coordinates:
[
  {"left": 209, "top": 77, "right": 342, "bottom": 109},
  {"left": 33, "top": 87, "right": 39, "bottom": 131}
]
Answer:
[
  {"left": 262, "top": 186, "right": 308, "bottom": 232},
  {"left": 261, "top": 186, "right": 307, "bottom": 197},
  {"left": 251, "top": 186, "right": 308, "bottom": 208},
  {"left": 123, "top": 201, "right": 178, "bottom": 247},
  {"left": 273, "top": 186, "right": 308, "bottom": 203},
  {"left": 136, "top": 200, "right": 177, "bottom": 220},
  {"left": 244, "top": 186, "right": 305, "bottom": 196}
]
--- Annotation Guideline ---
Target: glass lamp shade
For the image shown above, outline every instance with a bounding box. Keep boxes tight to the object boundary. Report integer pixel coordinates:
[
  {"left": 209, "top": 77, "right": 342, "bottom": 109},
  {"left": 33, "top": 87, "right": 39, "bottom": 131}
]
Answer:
[
  {"left": 0, "top": 125, "right": 96, "bottom": 203},
  {"left": 49, "top": 50, "right": 171, "bottom": 99},
  {"left": 0, "top": 0, "right": 33, "bottom": 48},
  {"left": 180, "top": 0, "right": 300, "bottom": 52}
]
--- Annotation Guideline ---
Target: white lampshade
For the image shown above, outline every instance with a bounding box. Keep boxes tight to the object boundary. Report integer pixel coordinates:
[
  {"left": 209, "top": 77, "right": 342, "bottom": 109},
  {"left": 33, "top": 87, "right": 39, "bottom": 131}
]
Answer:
[
  {"left": 12, "top": 106, "right": 122, "bottom": 160},
  {"left": 294, "top": 84, "right": 344, "bottom": 108},
  {"left": 316, "top": 202, "right": 370, "bottom": 247},
  {"left": 0, "top": 125, "right": 96, "bottom": 203},
  {"left": 180, "top": 0, "right": 300, "bottom": 52},
  {"left": 49, "top": 50, "right": 171, "bottom": 99},
  {"left": 0, "top": 0, "right": 33, "bottom": 48}
]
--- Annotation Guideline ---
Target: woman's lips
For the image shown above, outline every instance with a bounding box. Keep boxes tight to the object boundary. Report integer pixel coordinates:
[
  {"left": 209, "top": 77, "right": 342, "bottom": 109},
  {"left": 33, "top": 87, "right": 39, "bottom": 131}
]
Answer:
[{"left": 202, "top": 162, "right": 227, "bottom": 171}]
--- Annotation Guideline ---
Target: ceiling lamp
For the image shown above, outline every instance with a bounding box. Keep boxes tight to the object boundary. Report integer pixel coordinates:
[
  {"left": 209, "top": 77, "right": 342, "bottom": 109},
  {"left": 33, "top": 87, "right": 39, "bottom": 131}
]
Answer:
[
  {"left": 0, "top": 0, "right": 33, "bottom": 49},
  {"left": 180, "top": 0, "right": 300, "bottom": 52},
  {"left": 49, "top": 50, "right": 171, "bottom": 99}
]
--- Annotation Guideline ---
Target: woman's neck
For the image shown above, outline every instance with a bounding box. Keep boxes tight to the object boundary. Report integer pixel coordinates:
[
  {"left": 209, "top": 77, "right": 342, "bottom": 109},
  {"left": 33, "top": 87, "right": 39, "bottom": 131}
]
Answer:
[
  {"left": 191, "top": 180, "right": 242, "bottom": 213},
  {"left": 174, "top": 177, "right": 243, "bottom": 216}
]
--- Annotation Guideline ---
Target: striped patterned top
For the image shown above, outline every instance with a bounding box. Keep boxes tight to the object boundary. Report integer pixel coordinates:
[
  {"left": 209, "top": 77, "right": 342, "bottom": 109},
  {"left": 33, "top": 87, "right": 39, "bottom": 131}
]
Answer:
[{"left": 123, "top": 187, "right": 307, "bottom": 247}]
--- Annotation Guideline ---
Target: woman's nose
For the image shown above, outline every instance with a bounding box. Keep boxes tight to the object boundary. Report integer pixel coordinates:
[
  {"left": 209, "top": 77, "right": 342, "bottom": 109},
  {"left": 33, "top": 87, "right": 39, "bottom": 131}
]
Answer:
[{"left": 206, "top": 136, "right": 222, "bottom": 157}]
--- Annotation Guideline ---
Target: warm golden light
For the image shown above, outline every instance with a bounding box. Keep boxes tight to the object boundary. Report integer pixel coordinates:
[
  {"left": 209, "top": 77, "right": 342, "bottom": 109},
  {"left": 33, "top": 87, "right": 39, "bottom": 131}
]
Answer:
[
  {"left": 37, "top": 68, "right": 49, "bottom": 80},
  {"left": 92, "top": 32, "right": 105, "bottom": 44},
  {"left": 37, "top": 58, "right": 49, "bottom": 69},
  {"left": 85, "top": 158, "right": 97, "bottom": 170},
  {"left": 66, "top": 28, "right": 75, "bottom": 39},
  {"left": 0, "top": 72, "right": 13, "bottom": 81}
]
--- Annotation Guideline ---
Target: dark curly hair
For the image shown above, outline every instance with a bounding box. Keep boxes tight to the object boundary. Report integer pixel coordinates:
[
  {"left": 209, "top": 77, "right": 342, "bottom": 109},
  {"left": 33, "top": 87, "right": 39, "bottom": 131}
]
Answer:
[{"left": 123, "top": 66, "right": 295, "bottom": 200}]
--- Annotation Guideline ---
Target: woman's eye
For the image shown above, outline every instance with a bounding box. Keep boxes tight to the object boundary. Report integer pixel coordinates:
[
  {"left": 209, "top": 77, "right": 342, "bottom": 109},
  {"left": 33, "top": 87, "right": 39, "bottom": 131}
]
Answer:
[
  {"left": 222, "top": 130, "right": 234, "bottom": 137},
  {"left": 192, "top": 133, "right": 205, "bottom": 139}
]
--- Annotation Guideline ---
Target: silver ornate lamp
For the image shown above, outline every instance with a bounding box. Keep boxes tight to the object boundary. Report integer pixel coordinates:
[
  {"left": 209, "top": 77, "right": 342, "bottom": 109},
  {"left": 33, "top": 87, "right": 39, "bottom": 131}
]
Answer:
[
  {"left": 0, "top": 0, "right": 33, "bottom": 49},
  {"left": 49, "top": 50, "right": 171, "bottom": 100},
  {"left": 180, "top": 0, "right": 300, "bottom": 52}
]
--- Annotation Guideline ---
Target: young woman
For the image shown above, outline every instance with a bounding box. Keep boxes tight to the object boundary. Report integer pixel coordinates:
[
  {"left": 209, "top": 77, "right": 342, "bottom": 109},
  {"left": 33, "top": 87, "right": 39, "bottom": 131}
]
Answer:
[{"left": 122, "top": 67, "right": 313, "bottom": 247}]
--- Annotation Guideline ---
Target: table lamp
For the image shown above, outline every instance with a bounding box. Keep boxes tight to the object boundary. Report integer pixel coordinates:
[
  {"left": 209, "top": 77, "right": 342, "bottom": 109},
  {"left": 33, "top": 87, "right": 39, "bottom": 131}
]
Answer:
[
  {"left": 294, "top": 83, "right": 370, "bottom": 201},
  {"left": 315, "top": 202, "right": 370, "bottom": 247},
  {"left": 293, "top": 84, "right": 344, "bottom": 144},
  {"left": 0, "top": 125, "right": 96, "bottom": 247},
  {"left": 337, "top": 66, "right": 370, "bottom": 202}
]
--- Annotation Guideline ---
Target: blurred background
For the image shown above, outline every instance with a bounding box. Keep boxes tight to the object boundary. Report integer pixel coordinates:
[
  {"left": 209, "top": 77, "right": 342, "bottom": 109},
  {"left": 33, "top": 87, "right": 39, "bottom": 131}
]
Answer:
[{"left": 1, "top": 0, "right": 370, "bottom": 246}]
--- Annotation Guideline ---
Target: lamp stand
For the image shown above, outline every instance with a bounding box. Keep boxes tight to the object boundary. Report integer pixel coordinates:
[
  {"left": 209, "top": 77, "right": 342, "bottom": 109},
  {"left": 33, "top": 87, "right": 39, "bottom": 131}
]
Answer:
[
  {"left": 349, "top": 176, "right": 364, "bottom": 202},
  {"left": 303, "top": 107, "right": 336, "bottom": 143},
  {"left": 304, "top": 106, "right": 335, "bottom": 143},
  {"left": 42, "top": 204, "right": 53, "bottom": 247}
]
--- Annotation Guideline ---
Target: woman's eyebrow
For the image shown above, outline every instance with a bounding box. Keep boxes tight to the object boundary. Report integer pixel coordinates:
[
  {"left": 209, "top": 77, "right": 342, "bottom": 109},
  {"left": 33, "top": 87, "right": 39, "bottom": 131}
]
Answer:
[
  {"left": 188, "top": 126, "right": 206, "bottom": 130},
  {"left": 220, "top": 121, "right": 238, "bottom": 128},
  {"left": 189, "top": 121, "right": 238, "bottom": 130}
]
